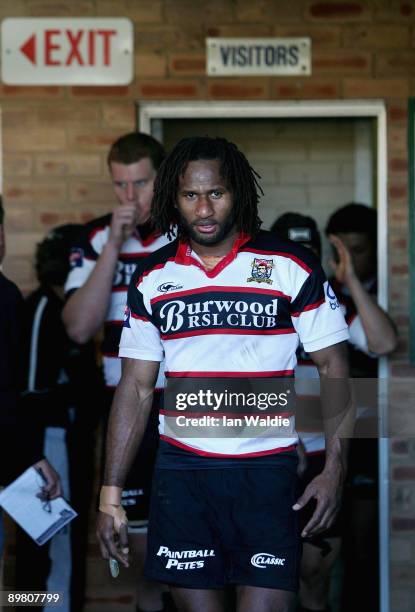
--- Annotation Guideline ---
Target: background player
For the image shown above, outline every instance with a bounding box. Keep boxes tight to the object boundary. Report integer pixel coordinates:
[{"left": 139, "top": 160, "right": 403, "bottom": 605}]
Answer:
[
  {"left": 62, "top": 132, "right": 171, "bottom": 612},
  {"left": 96, "top": 137, "right": 352, "bottom": 612}
]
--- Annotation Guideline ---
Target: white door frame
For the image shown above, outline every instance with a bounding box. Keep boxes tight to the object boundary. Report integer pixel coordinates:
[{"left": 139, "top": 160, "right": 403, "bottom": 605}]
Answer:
[{"left": 139, "top": 99, "right": 389, "bottom": 612}]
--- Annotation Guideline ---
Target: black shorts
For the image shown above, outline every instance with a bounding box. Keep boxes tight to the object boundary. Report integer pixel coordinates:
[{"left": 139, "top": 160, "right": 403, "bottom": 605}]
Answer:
[
  {"left": 145, "top": 457, "right": 300, "bottom": 591},
  {"left": 298, "top": 451, "right": 344, "bottom": 540}
]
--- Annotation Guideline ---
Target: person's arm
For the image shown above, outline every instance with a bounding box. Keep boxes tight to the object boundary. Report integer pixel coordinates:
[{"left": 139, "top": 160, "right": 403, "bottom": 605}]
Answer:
[
  {"left": 293, "top": 341, "right": 352, "bottom": 537},
  {"left": 96, "top": 357, "right": 160, "bottom": 567},
  {"left": 62, "top": 204, "right": 138, "bottom": 344},
  {"left": 33, "top": 458, "right": 62, "bottom": 500},
  {"left": 329, "top": 234, "right": 398, "bottom": 355}
]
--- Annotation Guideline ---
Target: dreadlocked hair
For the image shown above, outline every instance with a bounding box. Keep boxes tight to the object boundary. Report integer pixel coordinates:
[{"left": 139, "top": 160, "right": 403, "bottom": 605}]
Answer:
[{"left": 152, "top": 136, "right": 263, "bottom": 240}]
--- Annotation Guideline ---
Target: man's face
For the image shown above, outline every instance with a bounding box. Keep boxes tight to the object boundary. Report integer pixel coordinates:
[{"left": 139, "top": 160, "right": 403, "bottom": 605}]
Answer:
[
  {"left": 334, "top": 231, "right": 376, "bottom": 281},
  {"left": 176, "top": 159, "right": 235, "bottom": 247},
  {"left": 110, "top": 157, "right": 156, "bottom": 226}
]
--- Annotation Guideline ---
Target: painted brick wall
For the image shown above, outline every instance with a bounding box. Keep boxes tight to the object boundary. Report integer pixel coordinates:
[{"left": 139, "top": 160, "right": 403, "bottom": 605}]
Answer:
[{"left": 0, "top": 1, "right": 414, "bottom": 609}]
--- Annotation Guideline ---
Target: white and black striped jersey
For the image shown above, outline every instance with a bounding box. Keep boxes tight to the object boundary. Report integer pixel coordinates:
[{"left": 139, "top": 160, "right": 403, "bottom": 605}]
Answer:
[
  {"left": 120, "top": 230, "right": 349, "bottom": 458},
  {"left": 64, "top": 214, "right": 171, "bottom": 389}
]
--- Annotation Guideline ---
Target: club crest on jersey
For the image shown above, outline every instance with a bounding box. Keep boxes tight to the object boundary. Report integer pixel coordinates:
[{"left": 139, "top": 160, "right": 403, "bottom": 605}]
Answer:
[
  {"left": 69, "top": 247, "right": 84, "bottom": 268},
  {"left": 123, "top": 305, "right": 131, "bottom": 328},
  {"left": 247, "top": 258, "right": 274, "bottom": 285}
]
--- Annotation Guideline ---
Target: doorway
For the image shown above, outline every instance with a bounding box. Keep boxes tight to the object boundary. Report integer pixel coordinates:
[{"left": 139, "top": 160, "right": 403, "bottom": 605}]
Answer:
[{"left": 139, "top": 100, "right": 389, "bottom": 612}]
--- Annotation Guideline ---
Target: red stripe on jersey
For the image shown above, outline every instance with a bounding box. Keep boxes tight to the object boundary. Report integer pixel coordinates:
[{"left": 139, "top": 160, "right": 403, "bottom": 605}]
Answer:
[
  {"left": 165, "top": 370, "right": 294, "bottom": 378},
  {"left": 135, "top": 258, "right": 176, "bottom": 287},
  {"left": 133, "top": 230, "right": 162, "bottom": 247},
  {"left": 240, "top": 247, "right": 312, "bottom": 274},
  {"left": 102, "top": 352, "right": 119, "bottom": 357},
  {"left": 131, "top": 312, "right": 150, "bottom": 322},
  {"left": 346, "top": 312, "right": 358, "bottom": 325},
  {"left": 105, "top": 320, "right": 123, "bottom": 326},
  {"left": 174, "top": 234, "right": 251, "bottom": 277},
  {"left": 151, "top": 285, "right": 291, "bottom": 305},
  {"left": 88, "top": 225, "right": 107, "bottom": 243},
  {"left": 161, "top": 328, "right": 295, "bottom": 341},
  {"left": 112, "top": 286, "right": 128, "bottom": 293},
  {"left": 159, "top": 435, "right": 296, "bottom": 458},
  {"left": 120, "top": 252, "right": 154, "bottom": 259},
  {"left": 291, "top": 297, "right": 325, "bottom": 317}
]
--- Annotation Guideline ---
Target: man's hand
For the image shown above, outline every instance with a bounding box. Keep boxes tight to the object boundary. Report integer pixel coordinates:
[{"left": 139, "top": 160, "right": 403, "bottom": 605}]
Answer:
[
  {"left": 96, "top": 511, "right": 130, "bottom": 568},
  {"left": 108, "top": 204, "right": 138, "bottom": 250},
  {"left": 328, "top": 233, "right": 355, "bottom": 286},
  {"left": 293, "top": 461, "right": 344, "bottom": 537},
  {"left": 33, "top": 458, "right": 62, "bottom": 500}
]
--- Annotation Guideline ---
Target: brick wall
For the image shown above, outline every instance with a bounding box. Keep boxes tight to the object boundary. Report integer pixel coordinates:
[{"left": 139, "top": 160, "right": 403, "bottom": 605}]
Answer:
[{"left": 0, "top": 1, "right": 414, "bottom": 609}]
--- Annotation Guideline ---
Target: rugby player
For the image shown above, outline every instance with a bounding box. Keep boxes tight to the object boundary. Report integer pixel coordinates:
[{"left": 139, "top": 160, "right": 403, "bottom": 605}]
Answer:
[{"left": 96, "top": 137, "right": 351, "bottom": 612}]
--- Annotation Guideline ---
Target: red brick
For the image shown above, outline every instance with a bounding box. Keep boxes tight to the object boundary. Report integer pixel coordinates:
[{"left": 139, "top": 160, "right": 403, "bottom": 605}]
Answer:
[
  {"left": 101, "top": 102, "right": 137, "bottom": 130},
  {"left": 2, "top": 108, "right": 37, "bottom": 129},
  {"left": 70, "top": 86, "right": 133, "bottom": 98},
  {"left": 0, "top": 85, "right": 63, "bottom": 99},
  {"left": 3, "top": 155, "right": 33, "bottom": 177},
  {"left": 313, "top": 51, "right": 371, "bottom": 75},
  {"left": 3, "top": 127, "right": 66, "bottom": 152},
  {"left": 134, "top": 26, "right": 203, "bottom": 51},
  {"left": 392, "top": 440, "right": 410, "bottom": 454},
  {"left": 389, "top": 184, "right": 408, "bottom": 200},
  {"left": 391, "top": 264, "right": 409, "bottom": 275},
  {"left": 4, "top": 206, "right": 36, "bottom": 231},
  {"left": 388, "top": 105, "right": 408, "bottom": 123},
  {"left": 208, "top": 79, "right": 270, "bottom": 99},
  {"left": 168, "top": 54, "right": 205, "bottom": 76},
  {"left": 343, "top": 25, "right": 410, "bottom": 48},
  {"left": 206, "top": 25, "right": 273, "bottom": 37},
  {"left": 137, "top": 79, "right": 204, "bottom": 99},
  {"left": 97, "top": 0, "right": 162, "bottom": 22},
  {"left": 343, "top": 79, "right": 409, "bottom": 98},
  {"left": 36, "top": 154, "right": 102, "bottom": 177},
  {"left": 390, "top": 236, "right": 408, "bottom": 251},
  {"left": 307, "top": 2, "right": 372, "bottom": 21},
  {"left": 4, "top": 181, "right": 66, "bottom": 205},
  {"left": 392, "top": 518, "right": 415, "bottom": 531},
  {"left": 164, "top": 0, "right": 234, "bottom": 25},
  {"left": 273, "top": 78, "right": 340, "bottom": 99},
  {"left": 376, "top": 51, "right": 415, "bottom": 77},
  {"left": 374, "top": 2, "right": 414, "bottom": 22},
  {"left": 69, "top": 181, "right": 114, "bottom": 205},
  {"left": 389, "top": 158, "right": 408, "bottom": 173},
  {"left": 67, "top": 129, "right": 126, "bottom": 153},
  {"left": 273, "top": 25, "right": 341, "bottom": 47},
  {"left": 236, "top": 0, "right": 302, "bottom": 22},
  {"left": 394, "top": 466, "right": 415, "bottom": 480},
  {"left": 135, "top": 52, "right": 167, "bottom": 77},
  {"left": 27, "top": 1, "right": 94, "bottom": 16},
  {"left": 389, "top": 127, "right": 408, "bottom": 152},
  {"left": 35, "top": 105, "right": 101, "bottom": 126}
]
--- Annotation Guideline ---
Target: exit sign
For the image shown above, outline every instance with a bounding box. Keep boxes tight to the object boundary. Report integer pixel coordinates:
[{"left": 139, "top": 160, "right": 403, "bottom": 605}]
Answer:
[{"left": 1, "top": 18, "right": 133, "bottom": 85}]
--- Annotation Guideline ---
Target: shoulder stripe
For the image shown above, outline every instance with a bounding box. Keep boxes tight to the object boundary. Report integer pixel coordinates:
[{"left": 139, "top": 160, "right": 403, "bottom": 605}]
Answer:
[
  {"left": 291, "top": 298, "right": 325, "bottom": 317},
  {"left": 159, "top": 436, "right": 296, "bottom": 458}
]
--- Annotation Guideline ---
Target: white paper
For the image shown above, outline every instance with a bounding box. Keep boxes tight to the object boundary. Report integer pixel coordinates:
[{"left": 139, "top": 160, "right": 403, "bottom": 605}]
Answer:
[{"left": 0, "top": 466, "right": 77, "bottom": 545}]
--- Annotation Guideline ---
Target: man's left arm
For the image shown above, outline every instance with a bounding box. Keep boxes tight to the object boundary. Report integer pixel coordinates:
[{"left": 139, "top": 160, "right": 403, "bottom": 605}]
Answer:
[{"left": 293, "top": 341, "right": 352, "bottom": 537}]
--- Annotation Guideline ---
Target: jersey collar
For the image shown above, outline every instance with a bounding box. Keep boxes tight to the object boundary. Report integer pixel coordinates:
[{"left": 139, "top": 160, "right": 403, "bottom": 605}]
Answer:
[{"left": 175, "top": 232, "right": 251, "bottom": 278}]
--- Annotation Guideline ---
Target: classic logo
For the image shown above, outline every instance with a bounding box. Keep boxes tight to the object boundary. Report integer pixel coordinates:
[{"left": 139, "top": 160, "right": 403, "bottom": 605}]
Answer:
[
  {"left": 69, "top": 247, "right": 84, "bottom": 268},
  {"left": 247, "top": 258, "right": 274, "bottom": 285},
  {"left": 157, "top": 546, "right": 215, "bottom": 570},
  {"left": 157, "top": 282, "right": 184, "bottom": 293},
  {"left": 251, "top": 553, "right": 286, "bottom": 568}
]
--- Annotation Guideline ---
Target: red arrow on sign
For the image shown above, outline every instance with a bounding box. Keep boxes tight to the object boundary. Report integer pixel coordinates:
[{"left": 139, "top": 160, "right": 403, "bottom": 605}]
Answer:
[{"left": 20, "top": 34, "right": 36, "bottom": 64}]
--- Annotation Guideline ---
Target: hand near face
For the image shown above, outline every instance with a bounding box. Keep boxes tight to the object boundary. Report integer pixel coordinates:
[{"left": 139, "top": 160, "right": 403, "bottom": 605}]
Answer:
[
  {"left": 328, "top": 234, "right": 356, "bottom": 285},
  {"left": 108, "top": 204, "right": 138, "bottom": 250}
]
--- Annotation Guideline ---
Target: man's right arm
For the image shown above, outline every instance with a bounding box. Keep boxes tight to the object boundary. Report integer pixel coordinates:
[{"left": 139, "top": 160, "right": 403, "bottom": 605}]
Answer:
[
  {"left": 63, "top": 204, "right": 138, "bottom": 344},
  {"left": 96, "top": 357, "right": 160, "bottom": 566},
  {"left": 62, "top": 241, "right": 120, "bottom": 343}
]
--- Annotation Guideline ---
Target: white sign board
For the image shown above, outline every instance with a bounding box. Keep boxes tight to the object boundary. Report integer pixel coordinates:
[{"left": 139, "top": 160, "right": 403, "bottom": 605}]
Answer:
[
  {"left": 1, "top": 18, "right": 134, "bottom": 85},
  {"left": 207, "top": 38, "right": 311, "bottom": 76}
]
